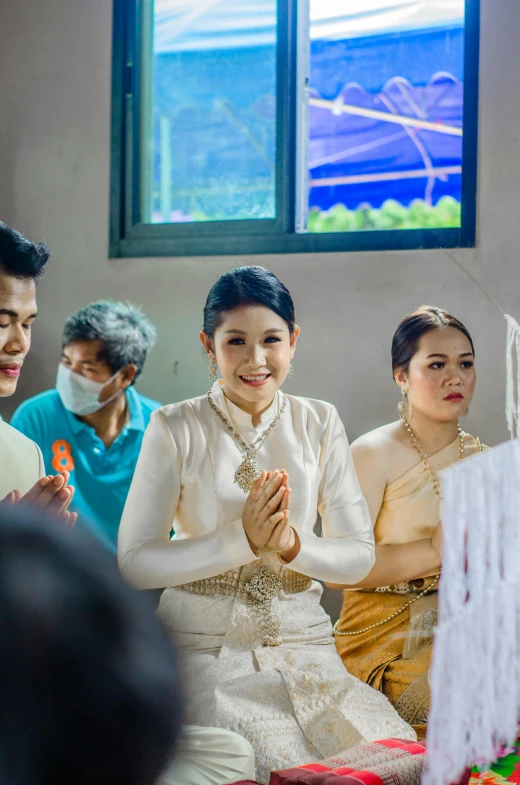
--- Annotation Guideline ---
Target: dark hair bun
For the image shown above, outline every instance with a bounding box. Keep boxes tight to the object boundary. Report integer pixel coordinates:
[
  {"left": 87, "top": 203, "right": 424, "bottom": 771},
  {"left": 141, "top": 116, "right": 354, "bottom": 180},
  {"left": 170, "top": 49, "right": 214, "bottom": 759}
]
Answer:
[
  {"left": 392, "top": 305, "right": 474, "bottom": 374},
  {"left": 203, "top": 266, "right": 295, "bottom": 338}
]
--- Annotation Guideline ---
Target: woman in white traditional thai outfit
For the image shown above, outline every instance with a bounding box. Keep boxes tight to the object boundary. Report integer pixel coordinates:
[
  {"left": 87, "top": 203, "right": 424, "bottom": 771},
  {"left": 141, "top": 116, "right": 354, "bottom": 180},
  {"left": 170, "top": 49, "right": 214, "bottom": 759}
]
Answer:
[{"left": 118, "top": 266, "right": 415, "bottom": 784}]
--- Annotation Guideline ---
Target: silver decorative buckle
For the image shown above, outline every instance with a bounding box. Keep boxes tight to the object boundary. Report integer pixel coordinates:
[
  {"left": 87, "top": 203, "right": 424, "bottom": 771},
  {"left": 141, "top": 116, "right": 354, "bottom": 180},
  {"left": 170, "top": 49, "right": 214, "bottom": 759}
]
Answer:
[
  {"left": 244, "top": 566, "right": 282, "bottom": 646},
  {"left": 244, "top": 565, "right": 282, "bottom": 603}
]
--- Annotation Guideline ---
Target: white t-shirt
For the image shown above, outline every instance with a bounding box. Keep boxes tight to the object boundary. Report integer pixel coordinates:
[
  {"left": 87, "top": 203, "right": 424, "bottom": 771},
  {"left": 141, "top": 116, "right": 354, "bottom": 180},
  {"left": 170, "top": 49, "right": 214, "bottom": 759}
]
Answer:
[{"left": 0, "top": 418, "right": 45, "bottom": 499}]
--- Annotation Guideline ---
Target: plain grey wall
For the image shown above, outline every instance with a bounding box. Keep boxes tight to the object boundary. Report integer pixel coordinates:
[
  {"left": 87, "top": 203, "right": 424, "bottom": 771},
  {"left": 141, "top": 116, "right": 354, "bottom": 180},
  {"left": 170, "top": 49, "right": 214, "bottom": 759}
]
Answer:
[{"left": 0, "top": 0, "right": 518, "bottom": 614}]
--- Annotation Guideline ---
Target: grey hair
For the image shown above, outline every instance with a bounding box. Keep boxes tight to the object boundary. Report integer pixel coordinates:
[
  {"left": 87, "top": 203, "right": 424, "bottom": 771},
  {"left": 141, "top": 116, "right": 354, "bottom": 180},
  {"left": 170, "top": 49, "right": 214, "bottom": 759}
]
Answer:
[{"left": 62, "top": 300, "right": 157, "bottom": 383}]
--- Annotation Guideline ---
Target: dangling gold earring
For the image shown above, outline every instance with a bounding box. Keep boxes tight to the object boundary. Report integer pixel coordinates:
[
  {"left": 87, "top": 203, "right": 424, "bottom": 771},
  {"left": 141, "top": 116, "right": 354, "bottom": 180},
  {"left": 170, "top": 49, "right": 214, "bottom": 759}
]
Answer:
[
  {"left": 463, "top": 407, "right": 469, "bottom": 417},
  {"left": 397, "top": 387, "right": 409, "bottom": 419},
  {"left": 287, "top": 362, "right": 294, "bottom": 378},
  {"left": 209, "top": 359, "right": 218, "bottom": 384}
]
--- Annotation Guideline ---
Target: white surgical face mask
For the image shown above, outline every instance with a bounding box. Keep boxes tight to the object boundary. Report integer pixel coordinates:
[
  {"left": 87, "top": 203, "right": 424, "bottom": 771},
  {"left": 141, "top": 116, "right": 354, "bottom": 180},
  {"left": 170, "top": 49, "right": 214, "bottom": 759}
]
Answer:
[{"left": 56, "top": 364, "right": 121, "bottom": 416}]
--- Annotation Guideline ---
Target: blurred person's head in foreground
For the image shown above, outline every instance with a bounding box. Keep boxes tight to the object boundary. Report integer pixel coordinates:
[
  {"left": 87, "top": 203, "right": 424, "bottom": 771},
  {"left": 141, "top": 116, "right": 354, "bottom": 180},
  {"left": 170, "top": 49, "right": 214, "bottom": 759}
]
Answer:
[{"left": 0, "top": 508, "right": 183, "bottom": 785}]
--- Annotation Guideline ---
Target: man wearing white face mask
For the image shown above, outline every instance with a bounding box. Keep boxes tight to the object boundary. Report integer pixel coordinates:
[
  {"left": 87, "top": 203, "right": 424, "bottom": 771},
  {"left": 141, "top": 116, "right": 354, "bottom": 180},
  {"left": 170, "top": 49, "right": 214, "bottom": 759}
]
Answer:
[{"left": 11, "top": 300, "right": 160, "bottom": 550}]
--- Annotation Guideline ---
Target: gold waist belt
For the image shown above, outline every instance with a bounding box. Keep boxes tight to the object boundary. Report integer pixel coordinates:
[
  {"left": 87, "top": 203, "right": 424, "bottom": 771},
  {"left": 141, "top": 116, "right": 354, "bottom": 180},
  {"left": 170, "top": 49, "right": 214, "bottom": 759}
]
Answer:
[
  {"left": 360, "top": 579, "right": 439, "bottom": 595},
  {"left": 177, "top": 565, "right": 312, "bottom": 601},
  {"left": 335, "top": 574, "right": 439, "bottom": 637},
  {"left": 176, "top": 565, "right": 312, "bottom": 646}
]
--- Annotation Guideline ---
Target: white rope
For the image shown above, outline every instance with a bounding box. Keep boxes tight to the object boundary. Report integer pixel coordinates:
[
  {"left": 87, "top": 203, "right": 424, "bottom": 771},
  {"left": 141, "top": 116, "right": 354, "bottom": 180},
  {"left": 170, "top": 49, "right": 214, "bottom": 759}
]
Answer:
[
  {"left": 505, "top": 314, "right": 520, "bottom": 438},
  {"left": 424, "top": 441, "right": 520, "bottom": 785}
]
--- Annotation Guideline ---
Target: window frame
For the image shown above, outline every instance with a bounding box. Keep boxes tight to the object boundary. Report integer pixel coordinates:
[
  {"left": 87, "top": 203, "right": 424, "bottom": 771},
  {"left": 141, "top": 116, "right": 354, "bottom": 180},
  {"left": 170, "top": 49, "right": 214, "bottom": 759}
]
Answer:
[{"left": 110, "top": 0, "right": 480, "bottom": 259}]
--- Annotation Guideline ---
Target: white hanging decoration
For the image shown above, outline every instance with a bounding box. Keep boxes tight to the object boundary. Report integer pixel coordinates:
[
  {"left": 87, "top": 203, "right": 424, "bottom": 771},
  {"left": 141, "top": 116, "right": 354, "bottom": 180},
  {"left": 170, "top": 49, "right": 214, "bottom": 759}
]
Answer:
[
  {"left": 424, "top": 440, "right": 520, "bottom": 785},
  {"left": 505, "top": 314, "right": 520, "bottom": 438}
]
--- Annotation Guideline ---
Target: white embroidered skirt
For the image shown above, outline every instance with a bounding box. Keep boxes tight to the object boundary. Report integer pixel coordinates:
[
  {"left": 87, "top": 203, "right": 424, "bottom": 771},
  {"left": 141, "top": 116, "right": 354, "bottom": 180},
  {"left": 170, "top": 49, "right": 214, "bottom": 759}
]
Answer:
[{"left": 156, "top": 556, "right": 416, "bottom": 785}]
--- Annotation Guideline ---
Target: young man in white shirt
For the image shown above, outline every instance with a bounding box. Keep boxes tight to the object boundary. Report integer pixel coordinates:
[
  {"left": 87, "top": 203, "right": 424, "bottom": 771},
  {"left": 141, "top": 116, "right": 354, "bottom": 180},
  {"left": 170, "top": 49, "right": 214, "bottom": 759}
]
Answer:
[{"left": 0, "top": 221, "right": 75, "bottom": 521}]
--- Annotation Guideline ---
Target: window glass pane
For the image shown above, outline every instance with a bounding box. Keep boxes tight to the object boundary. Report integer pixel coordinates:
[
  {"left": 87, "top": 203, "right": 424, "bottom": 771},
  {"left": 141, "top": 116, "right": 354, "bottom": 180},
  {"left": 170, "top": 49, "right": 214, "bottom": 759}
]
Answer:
[
  {"left": 141, "top": 0, "right": 277, "bottom": 224},
  {"left": 302, "top": 0, "right": 465, "bottom": 233}
]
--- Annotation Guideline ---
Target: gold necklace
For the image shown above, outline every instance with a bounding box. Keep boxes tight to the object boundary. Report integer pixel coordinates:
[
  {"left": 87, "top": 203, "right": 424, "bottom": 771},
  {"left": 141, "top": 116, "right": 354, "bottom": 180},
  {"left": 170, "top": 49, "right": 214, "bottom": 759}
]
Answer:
[
  {"left": 206, "top": 390, "right": 287, "bottom": 492},
  {"left": 334, "top": 421, "right": 467, "bottom": 638},
  {"left": 402, "top": 417, "right": 465, "bottom": 499}
]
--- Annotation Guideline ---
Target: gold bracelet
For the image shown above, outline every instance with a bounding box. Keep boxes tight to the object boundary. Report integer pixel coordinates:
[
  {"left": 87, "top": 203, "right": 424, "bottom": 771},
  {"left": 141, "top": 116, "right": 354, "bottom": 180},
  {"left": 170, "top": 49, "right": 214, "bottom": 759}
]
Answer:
[{"left": 269, "top": 527, "right": 295, "bottom": 554}]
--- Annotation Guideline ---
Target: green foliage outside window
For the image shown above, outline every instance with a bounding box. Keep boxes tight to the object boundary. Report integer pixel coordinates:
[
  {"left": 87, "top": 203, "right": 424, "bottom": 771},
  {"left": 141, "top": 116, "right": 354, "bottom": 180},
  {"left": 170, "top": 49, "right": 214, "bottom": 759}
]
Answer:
[{"left": 307, "top": 196, "right": 461, "bottom": 233}]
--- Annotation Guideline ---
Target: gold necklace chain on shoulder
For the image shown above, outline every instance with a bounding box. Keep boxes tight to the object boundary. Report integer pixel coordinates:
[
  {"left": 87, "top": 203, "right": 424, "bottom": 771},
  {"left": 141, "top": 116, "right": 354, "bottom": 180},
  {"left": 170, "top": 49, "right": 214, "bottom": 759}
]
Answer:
[
  {"left": 402, "top": 417, "right": 465, "bottom": 499},
  {"left": 334, "top": 418, "right": 482, "bottom": 637},
  {"left": 206, "top": 390, "right": 287, "bottom": 493}
]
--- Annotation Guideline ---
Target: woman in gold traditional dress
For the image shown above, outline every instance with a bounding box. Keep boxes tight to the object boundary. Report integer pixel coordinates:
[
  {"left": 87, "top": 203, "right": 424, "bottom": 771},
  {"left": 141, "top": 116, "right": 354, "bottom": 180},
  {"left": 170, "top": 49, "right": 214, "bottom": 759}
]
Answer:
[{"left": 331, "top": 306, "right": 485, "bottom": 739}]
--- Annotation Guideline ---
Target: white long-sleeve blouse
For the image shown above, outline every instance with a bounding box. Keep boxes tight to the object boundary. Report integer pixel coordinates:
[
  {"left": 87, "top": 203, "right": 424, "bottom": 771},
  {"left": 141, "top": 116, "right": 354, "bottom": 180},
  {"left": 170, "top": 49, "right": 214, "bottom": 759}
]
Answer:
[{"left": 118, "top": 382, "right": 375, "bottom": 589}]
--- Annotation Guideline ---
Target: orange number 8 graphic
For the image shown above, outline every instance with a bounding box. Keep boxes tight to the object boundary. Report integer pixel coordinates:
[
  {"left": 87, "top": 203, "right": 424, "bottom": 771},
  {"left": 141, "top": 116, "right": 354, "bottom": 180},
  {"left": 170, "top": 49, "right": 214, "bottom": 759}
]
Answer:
[{"left": 51, "top": 440, "right": 75, "bottom": 473}]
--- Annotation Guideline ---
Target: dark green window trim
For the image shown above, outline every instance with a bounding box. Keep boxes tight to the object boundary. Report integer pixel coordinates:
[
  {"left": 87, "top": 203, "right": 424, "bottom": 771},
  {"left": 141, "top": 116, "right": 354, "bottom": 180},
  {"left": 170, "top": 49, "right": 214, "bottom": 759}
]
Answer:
[{"left": 110, "top": 0, "right": 480, "bottom": 259}]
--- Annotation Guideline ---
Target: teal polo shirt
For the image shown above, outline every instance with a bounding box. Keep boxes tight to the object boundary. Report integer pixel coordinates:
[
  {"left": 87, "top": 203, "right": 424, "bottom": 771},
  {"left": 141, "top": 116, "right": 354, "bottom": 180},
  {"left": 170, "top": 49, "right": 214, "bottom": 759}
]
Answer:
[{"left": 10, "top": 387, "right": 161, "bottom": 551}]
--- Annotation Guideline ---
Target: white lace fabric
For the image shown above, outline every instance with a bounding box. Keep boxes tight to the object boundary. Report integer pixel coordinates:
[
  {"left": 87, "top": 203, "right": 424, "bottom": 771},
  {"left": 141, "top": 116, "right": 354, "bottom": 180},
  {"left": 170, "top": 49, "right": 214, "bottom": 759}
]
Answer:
[{"left": 158, "top": 553, "right": 415, "bottom": 784}]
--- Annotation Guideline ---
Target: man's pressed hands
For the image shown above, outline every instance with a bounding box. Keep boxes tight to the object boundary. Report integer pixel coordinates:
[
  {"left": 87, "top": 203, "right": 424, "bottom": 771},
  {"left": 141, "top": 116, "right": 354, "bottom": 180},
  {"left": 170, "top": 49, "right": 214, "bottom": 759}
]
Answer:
[{"left": 1, "top": 471, "right": 78, "bottom": 526}]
